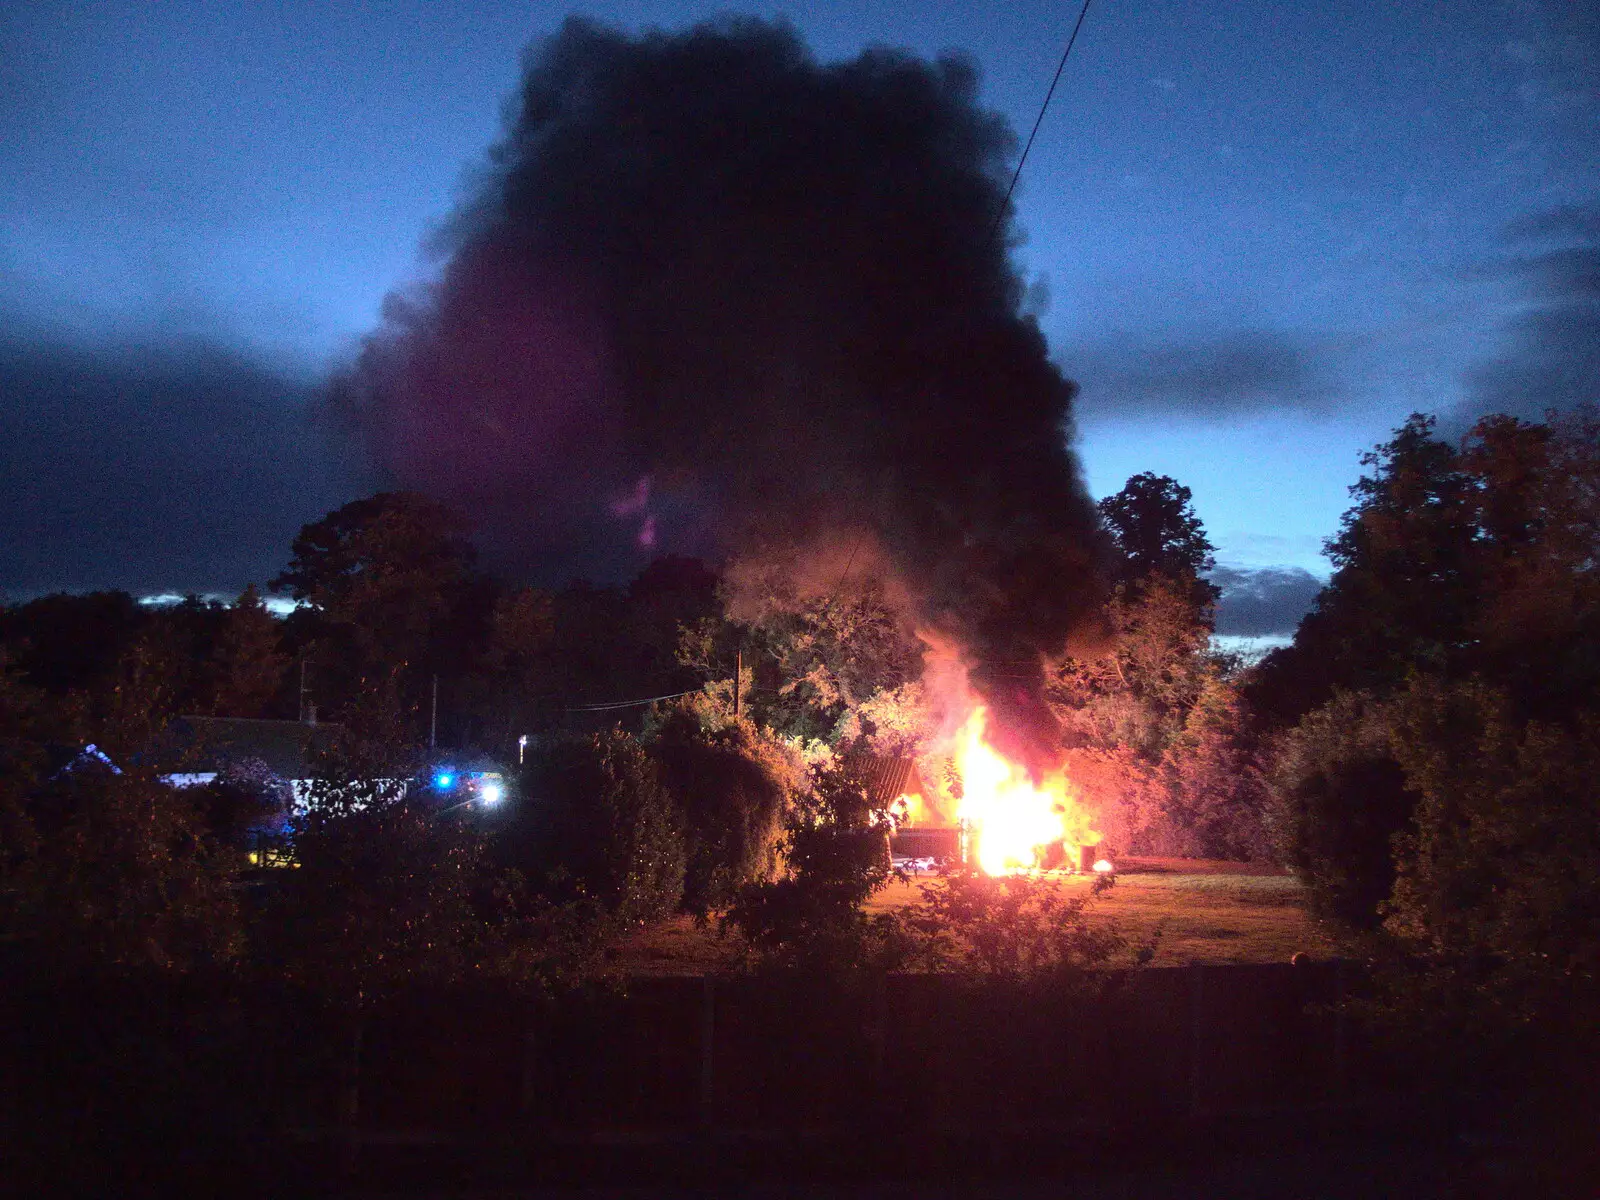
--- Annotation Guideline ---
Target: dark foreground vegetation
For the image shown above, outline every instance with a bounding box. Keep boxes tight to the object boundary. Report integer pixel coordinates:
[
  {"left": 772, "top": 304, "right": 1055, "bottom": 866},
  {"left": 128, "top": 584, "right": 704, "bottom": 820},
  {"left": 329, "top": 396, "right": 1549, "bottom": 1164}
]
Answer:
[{"left": 2, "top": 407, "right": 1597, "bottom": 1191}]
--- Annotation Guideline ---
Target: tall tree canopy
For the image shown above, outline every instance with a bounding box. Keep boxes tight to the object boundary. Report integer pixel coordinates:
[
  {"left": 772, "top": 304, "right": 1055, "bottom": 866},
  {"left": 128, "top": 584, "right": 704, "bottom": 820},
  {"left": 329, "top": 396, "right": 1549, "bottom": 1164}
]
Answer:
[
  {"left": 1098, "top": 472, "right": 1220, "bottom": 616},
  {"left": 274, "top": 492, "right": 493, "bottom": 724},
  {"left": 1099, "top": 473, "right": 1217, "bottom": 583},
  {"left": 1251, "top": 409, "right": 1600, "bottom": 727}
]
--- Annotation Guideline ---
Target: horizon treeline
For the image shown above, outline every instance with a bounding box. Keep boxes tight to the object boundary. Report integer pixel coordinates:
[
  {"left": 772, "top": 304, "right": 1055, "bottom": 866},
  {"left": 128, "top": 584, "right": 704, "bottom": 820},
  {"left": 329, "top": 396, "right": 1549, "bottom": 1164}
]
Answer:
[{"left": 1, "top": 407, "right": 1595, "bottom": 1017}]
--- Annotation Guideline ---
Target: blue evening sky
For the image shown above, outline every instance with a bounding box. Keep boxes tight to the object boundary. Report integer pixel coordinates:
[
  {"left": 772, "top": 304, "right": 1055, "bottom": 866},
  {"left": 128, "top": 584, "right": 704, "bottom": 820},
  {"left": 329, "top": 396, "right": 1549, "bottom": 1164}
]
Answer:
[{"left": 1, "top": 0, "right": 1594, "bottom": 615}]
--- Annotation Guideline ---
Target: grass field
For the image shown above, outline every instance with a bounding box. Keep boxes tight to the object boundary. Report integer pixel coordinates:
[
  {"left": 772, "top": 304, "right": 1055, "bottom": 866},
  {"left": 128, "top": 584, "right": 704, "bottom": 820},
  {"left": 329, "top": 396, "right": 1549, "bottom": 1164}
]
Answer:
[
  {"left": 613, "top": 857, "right": 1349, "bottom": 975},
  {"left": 870, "top": 857, "right": 1349, "bottom": 967}
]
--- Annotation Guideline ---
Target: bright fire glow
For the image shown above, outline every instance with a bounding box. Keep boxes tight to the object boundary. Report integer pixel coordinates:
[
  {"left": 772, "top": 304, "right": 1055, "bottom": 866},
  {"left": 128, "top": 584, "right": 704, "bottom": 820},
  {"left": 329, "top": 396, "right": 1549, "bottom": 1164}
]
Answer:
[
  {"left": 1093, "top": 859, "right": 1114, "bottom": 874},
  {"left": 953, "top": 706, "right": 1100, "bottom": 875}
]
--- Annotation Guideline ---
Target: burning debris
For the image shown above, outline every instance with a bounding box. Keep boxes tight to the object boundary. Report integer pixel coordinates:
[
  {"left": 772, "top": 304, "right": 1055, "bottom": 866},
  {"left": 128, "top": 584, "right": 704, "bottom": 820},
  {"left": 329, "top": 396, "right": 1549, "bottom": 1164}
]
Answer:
[{"left": 340, "top": 17, "right": 1112, "bottom": 783}]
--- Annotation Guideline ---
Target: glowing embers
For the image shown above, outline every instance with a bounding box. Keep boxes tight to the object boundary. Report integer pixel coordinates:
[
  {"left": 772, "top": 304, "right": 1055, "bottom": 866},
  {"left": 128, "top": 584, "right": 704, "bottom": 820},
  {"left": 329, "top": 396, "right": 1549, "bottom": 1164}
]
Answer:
[{"left": 952, "top": 706, "right": 1100, "bottom": 875}]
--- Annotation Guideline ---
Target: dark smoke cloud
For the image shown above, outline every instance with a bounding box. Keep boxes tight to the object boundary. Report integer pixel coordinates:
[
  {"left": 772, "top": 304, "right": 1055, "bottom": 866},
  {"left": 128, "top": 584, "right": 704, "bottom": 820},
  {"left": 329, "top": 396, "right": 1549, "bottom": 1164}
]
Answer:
[
  {"left": 1466, "top": 202, "right": 1600, "bottom": 422},
  {"left": 340, "top": 17, "right": 1111, "bottom": 767},
  {"left": 0, "top": 333, "right": 367, "bottom": 599}
]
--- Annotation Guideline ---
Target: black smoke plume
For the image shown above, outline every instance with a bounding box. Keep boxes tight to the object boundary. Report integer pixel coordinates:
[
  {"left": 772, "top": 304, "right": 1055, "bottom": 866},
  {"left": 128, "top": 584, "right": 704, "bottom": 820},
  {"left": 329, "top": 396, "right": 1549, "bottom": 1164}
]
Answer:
[{"left": 340, "top": 17, "right": 1110, "bottom": 767}]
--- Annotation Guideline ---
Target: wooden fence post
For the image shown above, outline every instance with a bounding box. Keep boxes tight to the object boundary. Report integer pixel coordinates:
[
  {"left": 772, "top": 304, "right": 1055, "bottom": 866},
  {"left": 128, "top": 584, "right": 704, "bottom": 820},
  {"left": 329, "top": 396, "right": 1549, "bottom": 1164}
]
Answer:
[
  {"left": 337, "top": 1009, "right": 365, "bottom": 1179},
  {"left": 698, "top": 976, "right": 716, "bottom": 1128},
  {"left": 1187, "top": 963, "right": 1205, "bottom": 1119},
  {"left": 868, "top": 972, "right": 887, "bottom": 1101},
  {"left": 1332, "top": 957, "right": 1348, "bottom": 1101},
  {"left": 520, "top": 1001, "right": 540, "bottom": 1123}
]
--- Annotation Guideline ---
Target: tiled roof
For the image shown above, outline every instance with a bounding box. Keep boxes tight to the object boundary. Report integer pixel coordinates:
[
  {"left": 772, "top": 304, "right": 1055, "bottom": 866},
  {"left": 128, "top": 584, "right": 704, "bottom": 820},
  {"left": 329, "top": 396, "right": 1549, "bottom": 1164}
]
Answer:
[{"left": 857, "top": 755, "right": 925, "bottom": 808}]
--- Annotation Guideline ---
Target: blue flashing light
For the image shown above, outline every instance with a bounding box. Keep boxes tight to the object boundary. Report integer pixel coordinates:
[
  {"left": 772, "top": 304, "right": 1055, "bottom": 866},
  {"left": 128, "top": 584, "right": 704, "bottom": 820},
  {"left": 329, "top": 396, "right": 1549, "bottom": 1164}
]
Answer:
[{"left": 435, "top": 771, "right": 456, "bottom": 790}]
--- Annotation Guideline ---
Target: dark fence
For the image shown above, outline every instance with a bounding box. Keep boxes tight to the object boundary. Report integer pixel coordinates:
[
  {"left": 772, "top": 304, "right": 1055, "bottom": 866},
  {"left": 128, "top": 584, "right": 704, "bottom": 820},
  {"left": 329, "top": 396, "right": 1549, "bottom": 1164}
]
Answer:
[
  {"left": 4, "top": 960, "right": 1423, "bottom": 1187},
  {"left": 354, "top": 963, "right": 1375, "bottom": 1135}
]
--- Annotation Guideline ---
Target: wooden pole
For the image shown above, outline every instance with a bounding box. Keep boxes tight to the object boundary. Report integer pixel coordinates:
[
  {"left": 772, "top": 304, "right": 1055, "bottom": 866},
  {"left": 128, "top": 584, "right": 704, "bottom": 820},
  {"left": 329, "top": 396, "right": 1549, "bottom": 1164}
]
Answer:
[
  {"left": 868, "top": 971, "right": 887, "bottom": 1102},
  {"left": 1333, "top": 957, "right": 1348, "bottom": 1101},
  {"left": 698, "top": 976, "right": 716, "bottom": 1127},
  {"left": 520, "top": 1002, "right": 541, "bottom": 1123},
  {"left": 1188, "top": 962, "right": 1205, "bottom": 1119},
  {"left": 338, "top": 1009, "right": 365, "bottom": 1179}
]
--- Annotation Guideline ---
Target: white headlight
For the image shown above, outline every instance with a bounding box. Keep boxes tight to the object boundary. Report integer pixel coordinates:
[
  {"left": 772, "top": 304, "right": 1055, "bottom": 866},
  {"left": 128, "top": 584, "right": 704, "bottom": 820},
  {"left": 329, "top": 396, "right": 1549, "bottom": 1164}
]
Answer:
[{"left": 479, "top": 782, "right": 504, "bottom": 805}]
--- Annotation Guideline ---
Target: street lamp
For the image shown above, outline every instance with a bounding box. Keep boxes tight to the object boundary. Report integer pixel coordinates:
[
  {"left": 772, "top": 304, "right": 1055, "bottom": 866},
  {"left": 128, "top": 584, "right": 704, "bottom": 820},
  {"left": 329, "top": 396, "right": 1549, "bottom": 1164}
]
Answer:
[{"left": 518, "top": 734, "right": 528, "bottom": 766}]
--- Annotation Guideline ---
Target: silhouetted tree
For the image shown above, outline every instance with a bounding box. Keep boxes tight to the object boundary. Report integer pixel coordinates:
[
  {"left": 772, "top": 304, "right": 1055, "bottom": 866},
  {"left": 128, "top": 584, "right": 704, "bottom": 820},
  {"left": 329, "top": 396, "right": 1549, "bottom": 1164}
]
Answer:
[
  {"left": 1250, "top": 414, "right": 1479, "bottom": 725},
  {"left": 1257, "top": 407, "right": 1600, "bottom": 934},
  {"left": 0, "top": 591, "right": 146, "bottom": 695},
  {"left": 1098, "top": 472, "right": 1220, "bottom": 612},
  {"left": 274, "top": 492, "right": 491, "bottom": 727},
  {"left": 211, "top": 585, "right": 288, "bottom": 718}
]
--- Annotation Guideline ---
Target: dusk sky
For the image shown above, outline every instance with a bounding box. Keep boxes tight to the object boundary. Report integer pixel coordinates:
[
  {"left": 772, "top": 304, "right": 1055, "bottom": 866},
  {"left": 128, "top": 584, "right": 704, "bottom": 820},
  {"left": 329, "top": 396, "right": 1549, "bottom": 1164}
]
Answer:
[{"left": 2, "top": 0, "right": 1595, "bottom": 640}]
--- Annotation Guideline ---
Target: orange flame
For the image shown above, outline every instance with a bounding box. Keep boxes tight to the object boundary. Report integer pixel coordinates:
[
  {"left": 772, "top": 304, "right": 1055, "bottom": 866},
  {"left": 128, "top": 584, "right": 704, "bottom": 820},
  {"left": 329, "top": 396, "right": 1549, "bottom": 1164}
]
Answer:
[{"left": 952, "top": 706, "right": 1100, "bottom": 874}]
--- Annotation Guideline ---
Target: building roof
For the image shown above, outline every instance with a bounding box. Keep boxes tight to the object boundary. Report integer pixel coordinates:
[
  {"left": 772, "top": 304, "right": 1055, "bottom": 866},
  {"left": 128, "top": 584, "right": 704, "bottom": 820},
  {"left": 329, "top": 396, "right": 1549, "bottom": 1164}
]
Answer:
[
  {"left": 174, "top": 717, "right": 342, "bottom": 780},
  {"left": 857, "top": 755, "right": 926, "bottom": 809}
]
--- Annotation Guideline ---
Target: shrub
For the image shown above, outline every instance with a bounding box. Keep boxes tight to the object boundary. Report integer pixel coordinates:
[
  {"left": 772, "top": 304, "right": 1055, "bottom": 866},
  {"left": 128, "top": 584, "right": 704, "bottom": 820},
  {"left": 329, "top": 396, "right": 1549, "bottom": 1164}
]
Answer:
[
  {"left": 1266, "top": 689, "right": 1414, "bottom": 927},
  {"left": 7, "top": 763, "right": 242, "bottom": 971},
  {"left": 525, "top": 730, "right": 686, "bottom": 923},
  {"left": 1149, "top": 674, "right": 1275, "bottom": 860},
  {"left": 650, "top": 708, "right": 797, "bottom": 915},
  {"left": 254, "top": 726, "right": 486, "bottom": 1002},
  {"left": 721, "top": 758, "right": 897, "bottom": 971},
  {"left": 1383, "top": 682, "right": 1600, "bottom": 1018},
  {"left": 899, "top": 870, "right": 1142, "bottom": 983}
]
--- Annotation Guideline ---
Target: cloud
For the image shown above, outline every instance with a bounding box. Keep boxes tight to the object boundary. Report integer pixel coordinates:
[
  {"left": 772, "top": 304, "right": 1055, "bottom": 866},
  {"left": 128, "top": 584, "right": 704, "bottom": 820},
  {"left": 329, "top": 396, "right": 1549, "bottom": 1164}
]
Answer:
[
  {"left": 0, "top": 334, "right": 369, "bottom": 598},
  {"left": 1500, "top": 205, "right": 1600, "bottom": 244},
  {"left": 1071, "top": 329, "right": 1338, "bottom": 419},
  {"left": 1209, "top": 564, "right": 1324, "bottom": 636},
  {"left": 1465, "top": 202, "right": 1600, "bottom": 422}
]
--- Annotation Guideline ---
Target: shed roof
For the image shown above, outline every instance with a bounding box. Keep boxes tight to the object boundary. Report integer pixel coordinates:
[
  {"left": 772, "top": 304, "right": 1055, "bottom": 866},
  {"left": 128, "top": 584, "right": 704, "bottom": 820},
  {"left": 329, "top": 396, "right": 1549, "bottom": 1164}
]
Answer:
[{"left": 857, "top": 755, "right": 927, "bottom": 809}]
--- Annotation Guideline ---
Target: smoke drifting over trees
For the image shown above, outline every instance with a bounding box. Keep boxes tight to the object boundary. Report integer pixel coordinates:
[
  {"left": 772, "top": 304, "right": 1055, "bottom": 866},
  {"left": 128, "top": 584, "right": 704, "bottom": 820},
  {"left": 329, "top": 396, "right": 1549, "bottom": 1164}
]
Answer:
[{"left": 340, "top": 17, "right": 1110, "bottom": 766}]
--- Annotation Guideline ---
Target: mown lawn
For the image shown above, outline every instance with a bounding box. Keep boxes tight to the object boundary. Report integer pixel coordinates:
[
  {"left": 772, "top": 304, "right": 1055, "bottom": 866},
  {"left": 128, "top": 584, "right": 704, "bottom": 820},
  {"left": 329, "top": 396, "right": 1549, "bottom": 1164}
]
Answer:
[
  {"left": 869, "top": 857, "right": 1350, "bottom": 967},
  {"left": 612, "top": 857, "right": 1349, "bottom": 976}
]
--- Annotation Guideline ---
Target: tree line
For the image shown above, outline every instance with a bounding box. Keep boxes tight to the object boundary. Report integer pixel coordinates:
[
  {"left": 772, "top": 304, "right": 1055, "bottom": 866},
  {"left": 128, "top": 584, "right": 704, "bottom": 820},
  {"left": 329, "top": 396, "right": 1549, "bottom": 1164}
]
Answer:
[{"left": 2, "top": 407, "right": 1596, "bottom": 1052}]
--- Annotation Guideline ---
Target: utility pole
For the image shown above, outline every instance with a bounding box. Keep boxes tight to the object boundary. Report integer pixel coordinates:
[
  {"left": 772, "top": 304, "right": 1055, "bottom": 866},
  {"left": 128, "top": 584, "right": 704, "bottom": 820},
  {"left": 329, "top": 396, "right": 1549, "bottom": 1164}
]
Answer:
[
  {"left": 733, "top": 646, "right": 742, "bottom": 722},
  {"left": 430, "top": 674, "right": 438, "bottom": 750},
  {"left": 298, "top": 657, "right": 308, "bottom": 724}
]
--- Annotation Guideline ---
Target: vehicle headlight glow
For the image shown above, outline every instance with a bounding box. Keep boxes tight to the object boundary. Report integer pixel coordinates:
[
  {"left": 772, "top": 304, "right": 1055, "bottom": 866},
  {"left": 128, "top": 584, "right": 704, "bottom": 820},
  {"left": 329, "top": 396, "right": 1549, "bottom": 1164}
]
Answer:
[
  {"left": 479, "top": 782, "right": 504, "bottom": 805},
  {"left": 435, "top": 772, "right": 456, "bottom": 790}
]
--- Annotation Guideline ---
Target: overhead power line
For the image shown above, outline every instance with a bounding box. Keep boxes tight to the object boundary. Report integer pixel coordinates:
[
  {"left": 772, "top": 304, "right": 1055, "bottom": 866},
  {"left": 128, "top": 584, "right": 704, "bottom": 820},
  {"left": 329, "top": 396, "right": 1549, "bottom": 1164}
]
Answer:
[
  {"left": 564, "top": 689, "right": 703, "bottom": 713},
  {"left": 988, "top": 0, "right": 1096, "bottom": 247}
]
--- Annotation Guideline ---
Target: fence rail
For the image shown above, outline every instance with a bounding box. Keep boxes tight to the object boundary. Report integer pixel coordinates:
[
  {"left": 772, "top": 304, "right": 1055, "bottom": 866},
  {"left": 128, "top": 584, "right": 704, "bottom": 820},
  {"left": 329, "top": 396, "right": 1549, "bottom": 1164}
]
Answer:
[
  {"left": 344, "top": 963, "right": 1385, "bottom": 1133},
  {"left": 6, "top": 960, "right": 1428, "bottom": 1185}
]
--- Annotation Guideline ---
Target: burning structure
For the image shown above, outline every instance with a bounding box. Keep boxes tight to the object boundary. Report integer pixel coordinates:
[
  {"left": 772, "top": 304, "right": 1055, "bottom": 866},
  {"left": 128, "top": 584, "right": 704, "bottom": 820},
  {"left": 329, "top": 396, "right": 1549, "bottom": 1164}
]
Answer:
[
  {"left": 340, "top": 18, "right": 1115, "bottom": 857},
  {"left": 866, "top": 644, "right": 1103, "bottom": 875}
]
